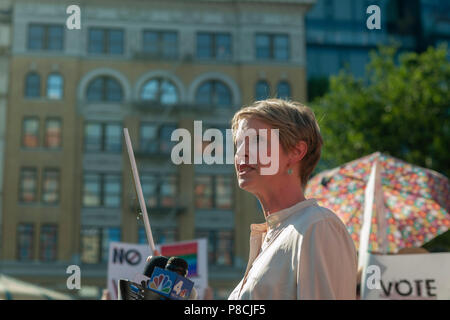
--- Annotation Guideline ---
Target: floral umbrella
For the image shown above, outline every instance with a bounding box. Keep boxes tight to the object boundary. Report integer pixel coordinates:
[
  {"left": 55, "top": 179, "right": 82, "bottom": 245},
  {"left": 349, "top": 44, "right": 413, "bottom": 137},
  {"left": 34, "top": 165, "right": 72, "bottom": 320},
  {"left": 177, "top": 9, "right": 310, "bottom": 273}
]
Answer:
[{"left": 305, "top": 152, "right": 450, "bottom": 253}]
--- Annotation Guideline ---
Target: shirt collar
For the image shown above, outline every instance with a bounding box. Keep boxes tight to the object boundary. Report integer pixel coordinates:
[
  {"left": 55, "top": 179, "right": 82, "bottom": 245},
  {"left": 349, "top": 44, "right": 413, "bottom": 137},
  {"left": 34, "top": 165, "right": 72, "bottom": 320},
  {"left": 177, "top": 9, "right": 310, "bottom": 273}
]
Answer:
[{"left": 265, "top": 198, "right": 318, "bottom": 229}]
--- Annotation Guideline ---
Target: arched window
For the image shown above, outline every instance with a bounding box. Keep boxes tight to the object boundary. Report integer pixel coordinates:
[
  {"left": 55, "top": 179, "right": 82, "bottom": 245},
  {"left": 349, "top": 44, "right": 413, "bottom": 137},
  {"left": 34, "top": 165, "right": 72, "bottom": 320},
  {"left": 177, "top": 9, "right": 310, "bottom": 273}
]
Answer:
[
  {"left": 277, "top": 81, "right": 291, "bottom": 100},
  {"left": 25, "top": 72, "right": 41, "bottom": 98},
  {"left": 47, "top": 73, "right": 63, "bottom": 100},
  {"left": 195, "top": 80, "right": 232, "bottom": 108},
  {"left": 255, "top": 80, "right": 270, "bottom": 101},
  {"left": 140, "top": 78, "right": 178, "bottom": 105},
  {"left": 86, "top": 76, "right": 123, "bottom": 102}
]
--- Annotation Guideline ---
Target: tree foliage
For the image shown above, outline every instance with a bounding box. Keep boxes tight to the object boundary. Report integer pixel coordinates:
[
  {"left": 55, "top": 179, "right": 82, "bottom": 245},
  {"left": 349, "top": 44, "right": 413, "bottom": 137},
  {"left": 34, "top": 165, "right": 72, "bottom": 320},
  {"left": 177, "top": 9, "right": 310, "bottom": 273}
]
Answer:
[{"left": 312, "top": 45, "right": 450, "bottom": 179}]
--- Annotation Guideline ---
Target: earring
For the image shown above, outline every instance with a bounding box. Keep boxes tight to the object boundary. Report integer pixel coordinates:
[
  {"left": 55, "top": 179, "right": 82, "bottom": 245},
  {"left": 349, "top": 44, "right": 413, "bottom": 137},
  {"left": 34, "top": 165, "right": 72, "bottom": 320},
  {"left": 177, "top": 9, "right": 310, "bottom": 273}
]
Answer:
[{"left": 287, "top": 168, "right": 293, "bottom": 175}]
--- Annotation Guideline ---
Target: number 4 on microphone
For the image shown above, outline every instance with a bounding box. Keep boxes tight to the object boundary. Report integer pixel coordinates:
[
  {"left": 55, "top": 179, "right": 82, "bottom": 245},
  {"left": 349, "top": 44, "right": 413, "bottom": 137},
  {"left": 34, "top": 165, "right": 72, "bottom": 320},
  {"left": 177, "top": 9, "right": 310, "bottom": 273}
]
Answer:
[{"left": 172, "top": 280, "right": 187, "bottom": 298}]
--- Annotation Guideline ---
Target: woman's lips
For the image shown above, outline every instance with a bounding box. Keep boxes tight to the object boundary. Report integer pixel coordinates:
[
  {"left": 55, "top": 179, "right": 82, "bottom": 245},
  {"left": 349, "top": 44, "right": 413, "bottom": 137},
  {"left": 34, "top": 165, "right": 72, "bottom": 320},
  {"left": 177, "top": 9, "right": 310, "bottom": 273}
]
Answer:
[{"left": 238, "top": 164, "right": 256, "bottom": 175}]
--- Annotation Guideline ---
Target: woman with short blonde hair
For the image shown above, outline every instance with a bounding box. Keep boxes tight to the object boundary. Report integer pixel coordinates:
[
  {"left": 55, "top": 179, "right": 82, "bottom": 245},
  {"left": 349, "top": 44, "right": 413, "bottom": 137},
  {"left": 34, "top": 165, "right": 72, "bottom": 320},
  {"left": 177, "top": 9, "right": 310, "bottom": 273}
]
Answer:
[{"left": 228, "top": 99, "right": 357, "bottom": 300}]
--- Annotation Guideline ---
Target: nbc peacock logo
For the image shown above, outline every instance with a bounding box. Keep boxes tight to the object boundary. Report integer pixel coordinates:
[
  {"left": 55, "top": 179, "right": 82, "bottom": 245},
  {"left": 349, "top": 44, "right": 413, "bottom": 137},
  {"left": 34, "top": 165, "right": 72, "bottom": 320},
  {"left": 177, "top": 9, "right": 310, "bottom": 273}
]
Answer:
[{"left": 150, "top": 274, "right": 173, "bottom": 294}]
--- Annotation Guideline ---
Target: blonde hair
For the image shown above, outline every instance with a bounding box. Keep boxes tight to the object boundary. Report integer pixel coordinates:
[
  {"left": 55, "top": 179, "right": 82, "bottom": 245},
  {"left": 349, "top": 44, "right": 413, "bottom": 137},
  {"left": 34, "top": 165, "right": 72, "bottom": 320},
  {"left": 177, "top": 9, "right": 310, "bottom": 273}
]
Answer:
[{"left": 231, "top": 99, "right": 323, "bottom": 188}]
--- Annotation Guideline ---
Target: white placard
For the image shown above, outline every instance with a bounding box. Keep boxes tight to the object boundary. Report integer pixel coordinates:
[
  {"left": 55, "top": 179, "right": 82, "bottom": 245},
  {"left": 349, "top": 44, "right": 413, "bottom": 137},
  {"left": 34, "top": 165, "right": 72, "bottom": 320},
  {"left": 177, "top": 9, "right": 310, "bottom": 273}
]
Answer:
[{"left": 361, "top": 252, "right": 450, "bottom": 300}]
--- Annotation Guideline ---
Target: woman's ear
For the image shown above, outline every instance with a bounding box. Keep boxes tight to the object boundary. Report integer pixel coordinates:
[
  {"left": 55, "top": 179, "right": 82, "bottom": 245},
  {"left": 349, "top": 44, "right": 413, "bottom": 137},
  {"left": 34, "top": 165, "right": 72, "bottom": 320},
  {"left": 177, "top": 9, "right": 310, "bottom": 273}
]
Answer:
[{"left": 291, "top": 141, "right": 307, "bottom": 164}]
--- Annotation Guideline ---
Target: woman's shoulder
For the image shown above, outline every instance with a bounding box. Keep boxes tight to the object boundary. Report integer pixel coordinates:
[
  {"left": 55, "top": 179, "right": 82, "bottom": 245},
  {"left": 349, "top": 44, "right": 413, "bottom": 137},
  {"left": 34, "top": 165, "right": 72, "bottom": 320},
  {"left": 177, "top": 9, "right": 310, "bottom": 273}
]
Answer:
[{"left": 288, "top": 202, "right": 346, "bottom": 234}]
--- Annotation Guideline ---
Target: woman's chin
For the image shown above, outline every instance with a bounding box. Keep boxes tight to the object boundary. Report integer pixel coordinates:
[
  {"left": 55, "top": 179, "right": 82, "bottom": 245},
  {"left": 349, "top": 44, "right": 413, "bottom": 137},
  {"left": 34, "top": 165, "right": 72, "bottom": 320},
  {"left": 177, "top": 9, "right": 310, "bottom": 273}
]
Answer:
[{"left": 237, "top": 176, "right": 259, "bottom": 192}]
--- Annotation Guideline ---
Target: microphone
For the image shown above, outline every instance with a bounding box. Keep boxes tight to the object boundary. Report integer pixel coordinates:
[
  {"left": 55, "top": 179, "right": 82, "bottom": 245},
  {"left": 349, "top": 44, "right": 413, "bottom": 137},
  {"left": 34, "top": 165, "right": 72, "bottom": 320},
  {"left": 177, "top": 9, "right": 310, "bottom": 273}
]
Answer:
[
  {"left": 143, "top": 255, "right": 169, "bottom": 278},
  {"left": 118, "top": 256, "right": 196, "bottom": 300},
  {"left": 146, "top": 256, "right": 194, "bottom": 300},
  {"left": 165, "top": 256, "right": 188, "bottom": 277},
  {"left": 165, "top": 257, "right": 198, "bottom": 300}
]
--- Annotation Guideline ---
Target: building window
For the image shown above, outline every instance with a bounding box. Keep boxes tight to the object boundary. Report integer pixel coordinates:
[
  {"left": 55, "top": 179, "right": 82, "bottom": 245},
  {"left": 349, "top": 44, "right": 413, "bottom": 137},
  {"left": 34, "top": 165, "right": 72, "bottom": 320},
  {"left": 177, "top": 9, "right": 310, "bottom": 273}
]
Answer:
[
  {"left": 82, "top": 173, "right": 122, "bottom": 208},
  {"left": 139, "top": 226, "right": 177, "bottom": 245},
  {"left": 25, "top": 72, "right": 41, "bottom": 98},
  {"left": 195, "top": 80, "right": 232, "bottom": 108},
  {"left": 196, "top": 229, "right": 234, "bottom": 266},
  {"left": 88, "top": 28, "right": 124, "bottom": 55},
  {"left": 84, "top": 123, "right": 102, "bottom": 152},
  {"left": 101, "top": 227, "right": 121, "bottom": 263},
  {"left": 22, "top": 117, "right": 39, "bottom": 148},
  {"left": 195, "top": 175, "right": 233, "bottom": 209},
  {"left": 27, "top": 24, "right": 64, "bottom": 51},
  {"left": 141, "top": 174, "right": 177, "bottom": 208},
  {"left": 47, "top": 73, "right": 63, "bottom": 99},
  {"left": 81, "top": 228, "right": 101, "bottom": 264},
  {"left": 44, "top": 118, "right": 62, "bottom": 149},
  {"left": 276, "top": 81, "right": 291, "bottom": 99},
  {"left": 81, "top": 227, "right": 121, "bottom": 264},
  {"left": 255, "top": 80, "right": 271, "bottom": 100},
  {"left": 255, "top": 33, "right": 289, "bottom": 61},
  {"left": 103, "top": 175, "right": 121, "bottom": 208},
  {"left": 195, "top": 176, "right": 213, "bottom": 208},
  {"left": 197, "top": 32, "right": 232, "bottom": 60},
  {"left": 140, "top": 122, "right": 177, "bottom": 154},
  {"left": 142, "top": 30, "right": 178, "bottom": 59},
  {"left": 82, "top": 174, "right": 101, "bottom": 207},
  {"left": 86, "top": 76, "right": 123, "bottom": 102},
  {"left": 215, "top": 175, "right": 233, "bottom": 209},
  {"left": 84, "top": 122, "right": 122, "bottom": 153},
  {"left": 104, "top": 123, "right": 122, "bottom": 152},
  {"left": 140, "top": 78, "right": 178, "bottom": 105},
  {"left": 40, "top": 224, "right": 57, "bottom": 261},
  {"left": 18, "top": 224, "right": 34, "bottom": 261},
  {"left": 19, "top": 168, "right": 38, "bottom": 203},
  {"left": 42, "top": 168, "right": 60, "bottom": 204},
  {"left": 194, "top": 175, "right": 233, "bottom": 209}
]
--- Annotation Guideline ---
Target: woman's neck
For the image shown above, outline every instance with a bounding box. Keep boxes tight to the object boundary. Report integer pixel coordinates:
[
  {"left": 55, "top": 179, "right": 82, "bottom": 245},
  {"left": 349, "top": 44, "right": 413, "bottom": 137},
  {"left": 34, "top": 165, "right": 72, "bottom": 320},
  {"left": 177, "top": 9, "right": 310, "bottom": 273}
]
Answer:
[{"left": 256, "top": 181, "right": 306, "bottom": 217}]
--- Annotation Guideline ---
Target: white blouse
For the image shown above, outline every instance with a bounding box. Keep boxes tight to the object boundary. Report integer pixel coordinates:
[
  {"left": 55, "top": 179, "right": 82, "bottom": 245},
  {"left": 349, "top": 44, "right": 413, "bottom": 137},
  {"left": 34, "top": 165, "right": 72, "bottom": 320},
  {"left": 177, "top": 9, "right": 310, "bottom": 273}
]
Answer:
[{"left": 228, "top": 199, "right": 357, "bottom": 300}]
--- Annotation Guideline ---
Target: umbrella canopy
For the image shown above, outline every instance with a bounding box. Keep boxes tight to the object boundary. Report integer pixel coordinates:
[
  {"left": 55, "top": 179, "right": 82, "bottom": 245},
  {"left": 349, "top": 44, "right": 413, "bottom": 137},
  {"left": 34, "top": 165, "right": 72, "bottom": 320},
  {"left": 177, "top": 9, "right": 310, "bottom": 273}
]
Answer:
[
  {"left": 305, "top": 152, "right": 450, "bottom": 254},
  {"left": 0, "top": 274, "right": 73, "bottom": 300}
]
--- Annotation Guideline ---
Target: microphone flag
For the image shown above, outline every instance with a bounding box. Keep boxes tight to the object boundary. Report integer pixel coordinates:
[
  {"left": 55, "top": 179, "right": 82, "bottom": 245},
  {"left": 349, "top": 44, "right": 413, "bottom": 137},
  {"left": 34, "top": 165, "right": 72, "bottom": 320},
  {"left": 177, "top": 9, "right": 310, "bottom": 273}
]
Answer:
[{"left": 147, "top": 267, "right": 194, "bottom": 300}]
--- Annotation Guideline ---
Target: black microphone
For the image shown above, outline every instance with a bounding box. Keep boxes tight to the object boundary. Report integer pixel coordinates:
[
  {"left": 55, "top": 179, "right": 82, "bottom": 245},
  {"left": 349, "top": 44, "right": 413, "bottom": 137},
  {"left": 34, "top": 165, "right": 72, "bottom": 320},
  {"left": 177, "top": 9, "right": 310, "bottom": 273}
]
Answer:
[
  {"left": 143, "top": 255, "right": 169, "bottom": 278},
  {"left": 165, "top": 256, "right": 198, "bottom": 300},
  {"left": 165, "top": 256, "right": 189, "bottom": 277},
  {"left": 118, "top": 255, "right": 196, "bottom": 300}
]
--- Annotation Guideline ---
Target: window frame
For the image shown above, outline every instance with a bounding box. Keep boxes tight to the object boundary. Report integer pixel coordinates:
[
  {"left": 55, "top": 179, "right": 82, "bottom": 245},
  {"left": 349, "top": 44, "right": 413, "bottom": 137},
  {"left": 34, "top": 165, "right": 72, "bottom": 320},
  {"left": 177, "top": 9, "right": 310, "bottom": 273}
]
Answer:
[
  {"left": 196, "top": 32, "right": 232, "bottom": 60},
  {"left": 17, "top": 223, "right": 34, "bottom": 261},
  {"left": 82, "top": 172, "right": 122, "bottom": 208},
  {"left": 24, "top": 72, "right": 41, "bottom": 98},
  {"left": 21, "top": 116, "right": 40, "bottom": 149},
  {"left": 276, "top": 80, "right": 292, "bottom": 99},
  {"left": 195, "top": 174, "right": 233, "bottom": 209},
  {"left": 255, "top": 32, "right": 290, "bottom": 61},
  {"left": 141, "top": 172, "right": 178, "bottom": 208},
  {"left": 46, "top": 73, "right": 64, "bottom": 100},
  {"left": 195, "top": 80, "right": 233, "bottom": 108},
  {"left": 41, "top": 168, "right": 60, "bottom": 205},
  {"left": 83, "top": 121, "right": 122, "bottom": 153},
  {"left": 140, "top": 78, "right": 179, "bottom": 105},
  {"left": 88, "top": 27, "right": 124, "bottom": 55},
  {"left": 39, "top": 224, "right": 58, "bottom": 262},
  {"left": 18, "top": 167, "right": 38, "bottom": 204},
  {"left": 86, "top": 76, "right": 124, "bottom": 103},
  {"left": 27, "top": 23, "right": 64, "bottom": 51},
  {"left": 44, "top": 117, "right": 62, "bottom": 149},
  {"left": 139, "top": 122, "right": 177, "bottom": 155},
  {"left": 142, "top": 29, "right": 178, "bottom": 59},
  {"left": 255, "top": 80, "right": 271, "bottom": 100}
]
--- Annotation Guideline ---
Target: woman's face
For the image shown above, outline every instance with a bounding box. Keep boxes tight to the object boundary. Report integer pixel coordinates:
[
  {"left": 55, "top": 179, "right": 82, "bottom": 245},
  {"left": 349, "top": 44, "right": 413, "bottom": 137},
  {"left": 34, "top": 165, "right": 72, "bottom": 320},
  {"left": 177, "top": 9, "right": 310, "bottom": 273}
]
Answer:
[{"left": 234, "top": 116, "right": 290, "bottom": 195}]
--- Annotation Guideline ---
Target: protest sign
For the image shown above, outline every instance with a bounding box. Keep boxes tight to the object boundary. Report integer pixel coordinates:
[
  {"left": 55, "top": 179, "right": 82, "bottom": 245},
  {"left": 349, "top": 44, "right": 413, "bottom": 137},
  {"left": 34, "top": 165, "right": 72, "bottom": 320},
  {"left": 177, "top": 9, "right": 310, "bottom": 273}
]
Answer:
[{"left": 361, "top": 252, "right": 450, "bottom": 300}]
